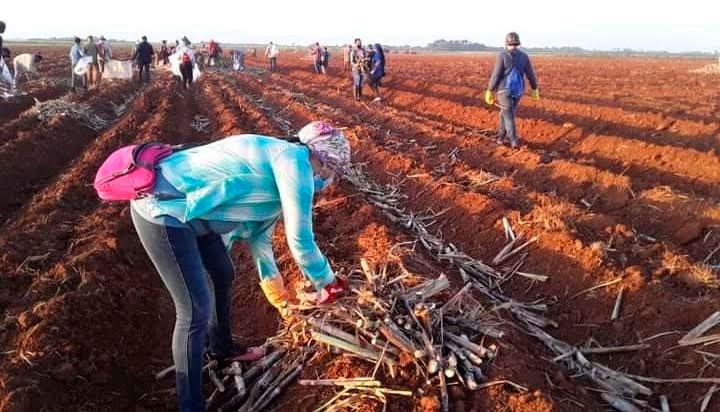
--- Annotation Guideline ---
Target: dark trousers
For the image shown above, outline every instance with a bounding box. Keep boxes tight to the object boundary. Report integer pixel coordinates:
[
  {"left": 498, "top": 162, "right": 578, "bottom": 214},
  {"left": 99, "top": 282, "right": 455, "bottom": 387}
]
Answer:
[
  {"left": 138, "top": 62, "right": 151, "bottom": 82},
  {"left": 131, "top": 208, "right": 235, "bottom": 412},
  {"left": 497, "top": 92, "right": 521, "bottom": 144},
  {"left": 269, "top": 57, "right": 277, "bottom": 72},
  {"left": 180, "top": 62, "right": 194, "bottom": 89}
]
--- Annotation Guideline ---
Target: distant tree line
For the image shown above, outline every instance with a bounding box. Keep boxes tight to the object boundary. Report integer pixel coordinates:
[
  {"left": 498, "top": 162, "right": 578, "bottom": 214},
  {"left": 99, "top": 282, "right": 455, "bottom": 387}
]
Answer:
[{"left": 425, "top": 39, "right": 712, "bottom": 56}]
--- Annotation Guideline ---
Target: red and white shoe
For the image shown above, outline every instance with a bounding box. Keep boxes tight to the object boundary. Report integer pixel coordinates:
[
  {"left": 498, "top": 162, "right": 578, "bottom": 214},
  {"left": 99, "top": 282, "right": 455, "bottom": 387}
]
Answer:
[{"left": 316, "top": 277, "right": 347, "bottom": 304}]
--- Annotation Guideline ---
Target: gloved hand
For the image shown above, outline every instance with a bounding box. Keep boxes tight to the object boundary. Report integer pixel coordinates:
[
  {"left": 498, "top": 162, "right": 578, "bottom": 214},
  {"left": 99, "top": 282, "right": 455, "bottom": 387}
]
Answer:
[
  {"left": 317, "top": 277, "right": 347, "bottom": 304},
  {"left": 259, "top": 276, "right": 292, "bottom": 318},
  {"left": 531, "top": 89, "right": 540, "bottom": 101},
  {"left": 484, "top": 89, "right": 495, "bottom": 105}
]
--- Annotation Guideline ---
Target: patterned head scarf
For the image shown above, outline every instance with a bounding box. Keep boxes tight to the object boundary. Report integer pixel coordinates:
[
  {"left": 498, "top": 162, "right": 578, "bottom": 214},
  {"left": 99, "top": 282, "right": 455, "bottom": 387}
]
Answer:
[{"left": 298, "top": 121, "right": 351, "bottom": 174}]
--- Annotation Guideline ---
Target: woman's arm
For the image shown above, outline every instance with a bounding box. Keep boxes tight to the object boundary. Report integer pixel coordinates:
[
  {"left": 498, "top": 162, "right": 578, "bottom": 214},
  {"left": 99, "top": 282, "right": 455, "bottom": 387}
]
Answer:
[{"left": 271, "top": 148, "right": 334, "bottom": 290}]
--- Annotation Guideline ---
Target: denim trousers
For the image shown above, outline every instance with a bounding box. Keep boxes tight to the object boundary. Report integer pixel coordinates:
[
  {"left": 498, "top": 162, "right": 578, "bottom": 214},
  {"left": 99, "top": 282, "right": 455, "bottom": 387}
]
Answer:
[
  {"left": 497, "top": 92, "right": 521, "bottom": 144},
  {"left": 131, "top": 208, "right": 235, "bottom": 412},
  {"left": 352, "top": 71, "right": 364, "bottom": 87}
]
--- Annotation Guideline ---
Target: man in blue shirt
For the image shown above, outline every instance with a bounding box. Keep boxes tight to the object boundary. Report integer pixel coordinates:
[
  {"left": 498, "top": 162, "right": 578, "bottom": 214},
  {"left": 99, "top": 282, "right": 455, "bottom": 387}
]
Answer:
[
  {"left": 485, "top": 32, "right": 540, "bottom": 149},
  {"left": 69, "top": 37, "right": 85, "bottom": 92}
]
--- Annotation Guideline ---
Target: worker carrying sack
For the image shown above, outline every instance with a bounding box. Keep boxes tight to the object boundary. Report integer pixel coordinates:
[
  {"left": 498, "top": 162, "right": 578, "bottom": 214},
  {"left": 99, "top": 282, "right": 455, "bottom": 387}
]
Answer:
[{"left": 94, "top": 142, "right": 175, "bottom": 201}]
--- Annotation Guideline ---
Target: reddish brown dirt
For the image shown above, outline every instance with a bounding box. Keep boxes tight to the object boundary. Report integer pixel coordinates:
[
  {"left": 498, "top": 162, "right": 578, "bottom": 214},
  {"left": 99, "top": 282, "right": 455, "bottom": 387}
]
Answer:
[{"left": 1, "top": 48, "right": 719, "bottom": 411}]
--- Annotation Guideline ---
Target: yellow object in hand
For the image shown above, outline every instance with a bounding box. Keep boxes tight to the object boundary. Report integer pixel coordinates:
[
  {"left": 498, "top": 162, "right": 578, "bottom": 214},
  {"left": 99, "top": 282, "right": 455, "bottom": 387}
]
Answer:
[
  {"left": 484, "top": 90, "right": 495, "bottom": 105},
  {"left": 531, "top": 89, "right": 540, "bottom": 101}
]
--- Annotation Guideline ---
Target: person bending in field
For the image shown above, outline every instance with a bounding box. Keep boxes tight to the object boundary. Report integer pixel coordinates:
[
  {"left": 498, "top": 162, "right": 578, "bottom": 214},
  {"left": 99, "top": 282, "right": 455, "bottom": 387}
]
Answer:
[
  {"left": 369, "top": 43, "right": 385, "bottom": 102},
  {"left": 12, "top": 53, "right": 43, "bottom": 86},
  {"left": 485, "top": 32, "right": 539, "bottom": 149},
  {"left": 129, "top": 121, "right": 348, "bottom": 411}
]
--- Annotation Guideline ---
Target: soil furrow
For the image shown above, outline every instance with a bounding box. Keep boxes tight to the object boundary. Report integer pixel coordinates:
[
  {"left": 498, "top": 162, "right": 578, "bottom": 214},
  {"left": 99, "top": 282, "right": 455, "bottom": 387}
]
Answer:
[{"left": 231, "top": 69, "right": 716, "bottom": 410}]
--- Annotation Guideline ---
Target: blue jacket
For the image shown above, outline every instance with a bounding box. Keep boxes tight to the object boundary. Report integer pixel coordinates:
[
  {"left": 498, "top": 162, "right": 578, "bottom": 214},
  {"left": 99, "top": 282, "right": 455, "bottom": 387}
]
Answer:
[
  {"left": 70, "top": 44, "right": 84, "bottom": 65},
  {"left": 371, "top": 52, "right": 385, "bottom": 78},
  {"left": 488, "top": 49, "right": 537, "bottom": 93},
  {"left": 131, "top": 135, "right": 334, "bottom": 289},
  {"left": 133, "top": 41, "right": 155, "bottom": 64}
]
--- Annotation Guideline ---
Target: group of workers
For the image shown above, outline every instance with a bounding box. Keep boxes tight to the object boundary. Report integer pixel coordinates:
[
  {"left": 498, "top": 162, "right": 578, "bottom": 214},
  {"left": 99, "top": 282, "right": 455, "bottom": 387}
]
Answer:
[
  {"left": 0, "top": 22, "right": 543, "bottom": 411},
  {"left": 136, "top": 33, "right": 537, "bottom": 412}
]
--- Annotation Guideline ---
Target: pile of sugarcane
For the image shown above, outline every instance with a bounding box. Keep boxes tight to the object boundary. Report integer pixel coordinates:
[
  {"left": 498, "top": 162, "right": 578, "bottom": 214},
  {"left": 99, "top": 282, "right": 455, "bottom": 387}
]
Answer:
[
  {"left": 155, "top": 260, "right": 505, "bottom": 412},
  {"left": 156, "top": 347, "right": 304, "bottom": 412},
  {"left": 30, "top": 97, "right": 109, "bottom": 131},
  {"left": 271, "top": 257, "right": 507, "bottom": 412}
]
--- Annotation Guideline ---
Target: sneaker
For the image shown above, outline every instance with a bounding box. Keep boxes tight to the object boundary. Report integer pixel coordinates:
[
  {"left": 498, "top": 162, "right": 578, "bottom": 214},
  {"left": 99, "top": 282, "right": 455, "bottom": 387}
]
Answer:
[
  {"left": 510, "top": 140, "right": 520, "bottom": 149},
  {"left": 373, "top": 97, "right": 382, "bottom": 102},
  {"left": 496, "top": 138, "right": 506, "bottom": 146}
]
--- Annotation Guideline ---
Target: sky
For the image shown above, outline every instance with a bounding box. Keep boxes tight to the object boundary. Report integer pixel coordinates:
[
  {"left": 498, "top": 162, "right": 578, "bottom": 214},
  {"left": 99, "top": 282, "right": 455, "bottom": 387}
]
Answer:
[{"left": 3, "top": 0, "right": 719, "bottom": 53}]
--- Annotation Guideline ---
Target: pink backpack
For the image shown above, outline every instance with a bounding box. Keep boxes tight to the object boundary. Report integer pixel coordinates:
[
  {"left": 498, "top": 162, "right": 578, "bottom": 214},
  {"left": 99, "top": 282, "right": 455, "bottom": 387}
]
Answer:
[{"left": 94, "top": 142, "right": 175, "bottom": 201}]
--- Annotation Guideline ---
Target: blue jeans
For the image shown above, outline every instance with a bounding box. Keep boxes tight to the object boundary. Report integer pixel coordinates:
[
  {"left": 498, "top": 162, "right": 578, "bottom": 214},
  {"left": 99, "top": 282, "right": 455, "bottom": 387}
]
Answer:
[
  {"left": 269, "top": 57, "right": 277, "bottom": 72},
  {"left": 131, "top": 208, "right": 236, "bottom": 412},
  {"left": 497, "top": 92, "right": 521, "bottom": 144},
  {"left": 352, "top": 71, "right": 364, "bottom": 87}
]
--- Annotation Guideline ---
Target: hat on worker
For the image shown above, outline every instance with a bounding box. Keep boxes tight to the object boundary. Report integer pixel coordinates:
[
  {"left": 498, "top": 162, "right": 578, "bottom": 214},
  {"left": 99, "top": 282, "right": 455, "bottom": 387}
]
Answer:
[
  {"left": 298, "top": 121, "right": 351, "bottom": 175},
  {"left": 505, "top": 32, "right": 521, "bottom": 46}
]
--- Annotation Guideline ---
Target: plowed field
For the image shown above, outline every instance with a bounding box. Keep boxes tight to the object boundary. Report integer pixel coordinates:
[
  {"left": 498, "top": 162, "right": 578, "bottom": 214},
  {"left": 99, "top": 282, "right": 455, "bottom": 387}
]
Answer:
[{"left": 1, "top": 47, "right": 719, "bottom": 411}]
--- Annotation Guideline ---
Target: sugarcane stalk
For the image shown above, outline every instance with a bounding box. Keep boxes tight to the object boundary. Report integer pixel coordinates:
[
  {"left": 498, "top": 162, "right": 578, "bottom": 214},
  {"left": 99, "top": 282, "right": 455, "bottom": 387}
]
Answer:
[
  {"left": 237, "top": 364, "right": 281, "bottom": 412},
  {"left": 253, "top": 365, "right": 303, "bottom": 411},
  {"left": 241, "top": 349, "right": 285, "bottom": 382},
  {"left": 154, "top": 365, "right": 175, "bottom": 380},
  {"left": 308, "top": 317, "right": 362, "bottom": 347},
  {"left": 299, "top": 378, "right": 381, "bottom": 387},
  {"left": 378, "top": 322, "right": 421, "bottom": 356},
  {"left": 311, "top": 331, "right": 395, "bottom": 368},
  {"left": 446, "top": 332, "right": 489, "bottom": 358},
  {"left": 439, "top": 366, "right": 450, "bottom": 412},
  {"left": 209, "top": 364, "right": 225, "bottom": 392}
]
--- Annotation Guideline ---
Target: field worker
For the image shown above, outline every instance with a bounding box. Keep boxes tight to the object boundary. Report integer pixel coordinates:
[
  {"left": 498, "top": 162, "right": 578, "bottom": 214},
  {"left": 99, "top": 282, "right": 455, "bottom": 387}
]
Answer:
[
  {"left": 232, "top": 48, "right": 245, "bottom": 71},
  {"left": 264, "top": 41, "right": 278, "bottom": 72},
  {"left": 129, "top": 121, "right": 349, "bottom": 411},
  {"left": 176, "top": 38, "right": 195, "bottom": 89},
  {"left": 133, "top": 35, "right": 155, "bottom": 83},
  {"left": 350, "top": 38, "right": 367, "bottom": 101},
  {"left": 0, "top": 21, "right": 5, "bottom": 54},
  {"left": 12, "top": 53, "right": 43, "bottom": 85},
  {"left": 0, "top": 21, "right": 9, "bottom": 91},
  {"left": 69, "top": 37, "right": 85, "bottom": 92},
  {"left": 97, "top": 36, "right": 112, "bottom": 85},
  {"left": 311, "top": 42, "right": 322, "bottom": 74},
  {"left": 208, "top": 39, "right": 219, "bottom": 67},
  {"left": 485, "top": 32, "right": 539, "bottom": 149},
  {"left": 343, "top": 45, "right": 352, "bottom": 71},
  {"left": 369, "top": 43, "right": 385, "bottom": 102},
  {"left": 158, "top": 40, "right": 170, "bottom": 66},
  {"left": 83, "top": 36, "right": 100, "bottom": 88},
  {"left": 321, "top": 46, "right": 330, "bottom": 74}
]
